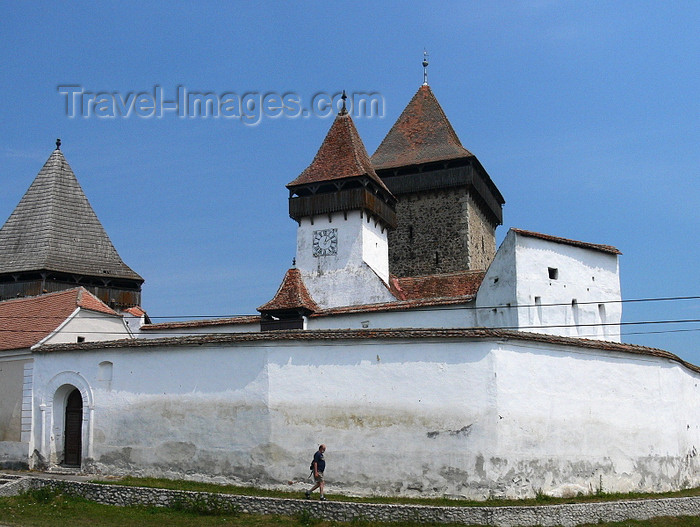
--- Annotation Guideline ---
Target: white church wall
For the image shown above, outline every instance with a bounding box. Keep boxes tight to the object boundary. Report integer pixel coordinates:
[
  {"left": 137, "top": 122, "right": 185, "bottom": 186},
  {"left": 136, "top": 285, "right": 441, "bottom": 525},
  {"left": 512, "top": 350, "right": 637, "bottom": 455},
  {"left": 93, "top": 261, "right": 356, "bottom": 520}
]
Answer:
[
  {"left": 0, "top": 351, "right": 31, "bottom": 468},
  {"left": 476, "top": 230, "right": 622, "bottom": 342},
  {"left": 476, "top": 231, "right": 518, "bottom": 330},
  {"left": 512, "top": 233, "right": 621, "bottom": 341},
  {"left": 31, "top": 344, "right": 271, "bottom": 477},
  {"left": 491, "top": 340, "right": 700, "bottom": 496},
  {"left": 296, "top": 212, "right": 396, "bottom": 309},
  {"left": 40, "top": 310, "right": 131, "bottom": 346},
  {"left": 30, "top": 334, "right": 700, "bottom": 498},
  {"left": 264, "top": 338, "right": 498, "bottom": 495}
]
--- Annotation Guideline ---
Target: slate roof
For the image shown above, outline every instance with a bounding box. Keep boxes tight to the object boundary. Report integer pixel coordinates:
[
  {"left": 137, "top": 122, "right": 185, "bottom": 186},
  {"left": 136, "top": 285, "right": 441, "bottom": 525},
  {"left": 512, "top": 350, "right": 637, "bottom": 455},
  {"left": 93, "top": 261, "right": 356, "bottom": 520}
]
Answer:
[
  {"left": 36, "top": 327, "right": 700, "bottom": 375},
  {"left": 257, "top": 268, "right": 319, "bottom": 314},
  {"left": 287, "top": 112, "right": 391, "bottom": 195},
  {"left": 371, "top": 85, "right": 474, "bottom": 170},
  {"left": 0, "top": 287, "right": 118, "bottom": 351},
  {"left": 0, "top": 148, "right": 143, "bottom": 281},
  {"left": 512, "top": 229, "right": 622, "bottom": 255}
]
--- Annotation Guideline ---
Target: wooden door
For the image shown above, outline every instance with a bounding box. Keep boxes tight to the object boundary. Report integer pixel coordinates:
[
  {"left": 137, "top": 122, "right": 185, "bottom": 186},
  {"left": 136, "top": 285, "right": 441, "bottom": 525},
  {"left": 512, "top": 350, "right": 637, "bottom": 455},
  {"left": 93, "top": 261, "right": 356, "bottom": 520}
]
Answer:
[{"left": 64, "top": 388, "right": 83, "bottom": 466}]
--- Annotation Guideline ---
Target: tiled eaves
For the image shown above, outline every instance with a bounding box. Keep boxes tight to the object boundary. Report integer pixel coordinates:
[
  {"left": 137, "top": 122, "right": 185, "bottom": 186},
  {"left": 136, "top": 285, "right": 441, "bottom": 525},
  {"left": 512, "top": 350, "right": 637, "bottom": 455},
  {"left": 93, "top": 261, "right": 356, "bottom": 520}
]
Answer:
[
  {"left": 512, "top": 228, "right": 622, "bottom": 255},
  {"left": 313, "top": 295, "right": 476, "bottom": 316},
  {"left": 143, "top": 294, "right": 479, "bottom": 329},
  {"left": 35, "top": 327, "right": 700, "bottom": 375},
  {"left": 141, "top": 315, "right": 260, "bottom": 331}
]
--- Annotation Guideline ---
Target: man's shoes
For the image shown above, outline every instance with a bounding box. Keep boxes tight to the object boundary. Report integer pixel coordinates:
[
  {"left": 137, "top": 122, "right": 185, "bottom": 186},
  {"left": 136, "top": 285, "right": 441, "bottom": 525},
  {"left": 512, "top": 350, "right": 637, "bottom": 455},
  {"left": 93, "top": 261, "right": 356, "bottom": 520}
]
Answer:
[
  {"left": 319, "top": 496, "right": 327, "bottom": 501},
  {"left": 304, "top": 490, "right": 310, "bottom": 499}
]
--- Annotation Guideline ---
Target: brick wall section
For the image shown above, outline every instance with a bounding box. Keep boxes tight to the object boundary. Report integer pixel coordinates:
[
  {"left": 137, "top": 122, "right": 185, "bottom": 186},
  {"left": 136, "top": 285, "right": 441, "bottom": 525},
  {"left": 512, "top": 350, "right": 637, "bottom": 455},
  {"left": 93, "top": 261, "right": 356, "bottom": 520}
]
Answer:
[
  {"left": 12, "top": 478, "right": 700, "bottom": 527},
  {"left": 388, "top": 188, "right": 496, "bottom": 276}
]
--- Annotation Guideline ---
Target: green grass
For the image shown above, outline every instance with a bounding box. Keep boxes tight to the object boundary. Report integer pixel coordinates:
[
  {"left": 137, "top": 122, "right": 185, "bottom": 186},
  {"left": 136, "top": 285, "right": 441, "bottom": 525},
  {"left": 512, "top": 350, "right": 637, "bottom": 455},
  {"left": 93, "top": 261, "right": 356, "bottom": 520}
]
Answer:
[
  {"left": 1, "top": 486, "right": 700, "bottom": 527},
  {"left": 104, "top": 476, "right": 700, "bottom": 508}
]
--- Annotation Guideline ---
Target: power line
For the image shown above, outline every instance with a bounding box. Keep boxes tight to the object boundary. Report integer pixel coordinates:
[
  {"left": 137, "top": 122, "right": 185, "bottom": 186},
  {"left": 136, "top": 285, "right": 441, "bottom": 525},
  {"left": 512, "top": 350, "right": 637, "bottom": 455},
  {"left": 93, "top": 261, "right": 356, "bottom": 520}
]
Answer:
[{"left": 0, "top": 295, "right": 698, "bottom": 321}]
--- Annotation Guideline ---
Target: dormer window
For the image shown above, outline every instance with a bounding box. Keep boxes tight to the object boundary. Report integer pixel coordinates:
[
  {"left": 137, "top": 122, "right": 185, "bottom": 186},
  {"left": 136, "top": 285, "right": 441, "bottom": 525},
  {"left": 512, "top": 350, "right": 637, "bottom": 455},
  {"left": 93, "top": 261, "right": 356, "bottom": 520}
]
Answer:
[{"left": 548, "top": 267, "right": 559, "bottom": 280}]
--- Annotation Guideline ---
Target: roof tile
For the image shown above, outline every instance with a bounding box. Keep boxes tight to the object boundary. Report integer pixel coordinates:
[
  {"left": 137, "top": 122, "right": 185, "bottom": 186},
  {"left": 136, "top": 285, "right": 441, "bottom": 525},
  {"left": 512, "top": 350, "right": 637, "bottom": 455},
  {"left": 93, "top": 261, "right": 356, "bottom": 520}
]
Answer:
[
  {"left": 0, "top": 287, "right": 117, "bottom": 351},
  {"left": 258, "top": 268, "right": 319, "bottom": 313},
  {"left": 371, "top": 85, "right": 473, "bottom": 170},
  {"left": 287, "top": 112, "right": 391, "bottom": 194},
  {"left": 512, "top": 228, "right": 622, "bottom": 255}
]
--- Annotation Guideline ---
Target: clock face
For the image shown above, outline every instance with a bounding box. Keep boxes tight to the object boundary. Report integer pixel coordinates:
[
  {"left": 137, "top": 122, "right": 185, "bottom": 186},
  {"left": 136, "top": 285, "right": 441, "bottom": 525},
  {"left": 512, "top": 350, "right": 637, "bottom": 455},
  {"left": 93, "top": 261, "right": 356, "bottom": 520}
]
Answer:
[{"left": 312, "top": 228, "right": 338, "bottom": 257}]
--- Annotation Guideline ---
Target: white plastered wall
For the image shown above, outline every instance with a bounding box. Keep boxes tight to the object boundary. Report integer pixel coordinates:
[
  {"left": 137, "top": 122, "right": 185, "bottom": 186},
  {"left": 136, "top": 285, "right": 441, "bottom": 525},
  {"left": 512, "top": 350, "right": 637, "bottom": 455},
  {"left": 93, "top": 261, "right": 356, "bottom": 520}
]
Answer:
[
  {"left": 30, "top": 335, "right": 700, "bottom": 498},
  {"left": 40, "top": 310, "right": 131, "bottom": 346},
  {"left": 477, "top": 230, "right": 622, "bottom": 341},
  {"left": 295, "top": 211, "right": 396, "bottom": 309}
]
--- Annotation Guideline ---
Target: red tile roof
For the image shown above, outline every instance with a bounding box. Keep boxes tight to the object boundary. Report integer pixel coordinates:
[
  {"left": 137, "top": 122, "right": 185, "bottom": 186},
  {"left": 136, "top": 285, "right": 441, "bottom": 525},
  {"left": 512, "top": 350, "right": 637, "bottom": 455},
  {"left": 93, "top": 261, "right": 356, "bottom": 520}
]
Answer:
[
  {"left": 391, "top": 271, "right": 485, "bottom": 301},
  {"left": 123, "top": 306, "right": 147, "bottom": 317},
  {"left": 0, "top": 287, "right": 117, "bottom": 351},
  {"left": 37, "top": 328, "right": 700, "bottom": 375},
  {"left": 141, "top": 315, "right": 260, "bottom": 331},
  {"left": 257, "top": 268, "right": 319, "bottom": 314},
  {"left": 287, "top": 112, "right": 391, "bottom": 194},
  {"left": 371, "top": 85, "right": 473, "bottom": 170},
  {"left": 512, "top": 229, "right": 622, "bottom": 255}
]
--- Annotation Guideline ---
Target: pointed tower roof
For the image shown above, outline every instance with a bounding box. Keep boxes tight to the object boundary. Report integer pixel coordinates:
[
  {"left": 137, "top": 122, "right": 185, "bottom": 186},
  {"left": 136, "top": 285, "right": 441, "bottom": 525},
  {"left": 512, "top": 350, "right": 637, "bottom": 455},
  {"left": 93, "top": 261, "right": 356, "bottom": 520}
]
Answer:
[
  {"left": 0, "top": 146, "right": 143, "bottom": 282},
  {"left": 287, "top": 111, "right": 391, "bottom": 194},
  {"left": 371, "top": 85, "right": 474, "bottom": 170},
  {"left": 258, "top": 268, "right": 319, "bottom": 314}
]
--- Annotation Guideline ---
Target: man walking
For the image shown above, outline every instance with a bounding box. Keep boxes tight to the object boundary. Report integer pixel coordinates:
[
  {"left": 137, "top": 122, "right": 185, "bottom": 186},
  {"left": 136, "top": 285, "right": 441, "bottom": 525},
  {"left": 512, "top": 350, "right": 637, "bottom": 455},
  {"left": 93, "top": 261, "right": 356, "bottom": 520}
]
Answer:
[{"left": 305, "top": 444, "right": 326, "bottom": 501}]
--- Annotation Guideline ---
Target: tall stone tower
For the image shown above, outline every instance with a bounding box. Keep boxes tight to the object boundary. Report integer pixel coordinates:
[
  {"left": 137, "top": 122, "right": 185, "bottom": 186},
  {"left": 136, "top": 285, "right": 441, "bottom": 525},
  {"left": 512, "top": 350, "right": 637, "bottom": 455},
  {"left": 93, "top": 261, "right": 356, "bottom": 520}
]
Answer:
[
  {"left": 371, "top": 83, "right": 504, "bottom": 277},
  {"left": 0, "top": 141, "right": 143, "bottom": 308}
]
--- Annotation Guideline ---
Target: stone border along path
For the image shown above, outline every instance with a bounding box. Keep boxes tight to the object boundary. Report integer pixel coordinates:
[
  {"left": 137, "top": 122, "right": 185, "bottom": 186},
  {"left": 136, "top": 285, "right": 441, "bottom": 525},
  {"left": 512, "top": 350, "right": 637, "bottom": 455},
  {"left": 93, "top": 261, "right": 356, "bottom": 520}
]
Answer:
[{"left": 1, "top": 474, "right": 700, "bottom": 527}]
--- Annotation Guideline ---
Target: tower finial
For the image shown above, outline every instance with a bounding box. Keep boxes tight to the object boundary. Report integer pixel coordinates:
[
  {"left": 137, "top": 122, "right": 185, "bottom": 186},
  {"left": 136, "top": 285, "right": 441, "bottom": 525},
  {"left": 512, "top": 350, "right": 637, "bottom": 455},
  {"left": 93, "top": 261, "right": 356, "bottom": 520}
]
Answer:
[
  {"left": 422, "top": 49, "right": 429, "bottom": 86},
  {"left": 339, "top": 90, "right": 348, "bottom": 115},
  {"left": 56, "top": 138, "right": 61, "bottom": 150}
]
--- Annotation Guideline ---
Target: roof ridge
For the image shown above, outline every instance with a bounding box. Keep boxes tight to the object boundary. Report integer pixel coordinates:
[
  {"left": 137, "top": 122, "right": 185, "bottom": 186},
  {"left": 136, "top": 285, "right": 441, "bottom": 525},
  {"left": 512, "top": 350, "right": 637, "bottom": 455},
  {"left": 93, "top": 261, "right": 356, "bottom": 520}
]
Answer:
[{"left": 511, "top": 228, "right": 622, "bottom": 255}]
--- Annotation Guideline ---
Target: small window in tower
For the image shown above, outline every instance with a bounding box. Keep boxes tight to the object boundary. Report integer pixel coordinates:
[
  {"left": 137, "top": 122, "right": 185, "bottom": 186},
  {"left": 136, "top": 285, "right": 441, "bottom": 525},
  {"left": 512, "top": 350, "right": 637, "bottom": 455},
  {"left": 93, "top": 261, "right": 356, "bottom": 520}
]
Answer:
[
  {"left": 548, "top": 267, "right": 559, "bottom": 280},
  {"left": 408, "top": 226, "right": 413, "bottom": 239},
  {"left": 77, "top": 336, "right": 85, "bottom": 343}
]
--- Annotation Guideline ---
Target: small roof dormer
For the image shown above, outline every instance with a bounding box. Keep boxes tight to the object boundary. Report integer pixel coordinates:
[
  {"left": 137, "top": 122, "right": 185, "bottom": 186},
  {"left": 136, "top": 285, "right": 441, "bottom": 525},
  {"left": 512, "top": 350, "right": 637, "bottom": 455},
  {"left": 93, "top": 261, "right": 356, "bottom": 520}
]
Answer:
[{"left": 287, "top": 99, "right": 396, "bottom": 229}]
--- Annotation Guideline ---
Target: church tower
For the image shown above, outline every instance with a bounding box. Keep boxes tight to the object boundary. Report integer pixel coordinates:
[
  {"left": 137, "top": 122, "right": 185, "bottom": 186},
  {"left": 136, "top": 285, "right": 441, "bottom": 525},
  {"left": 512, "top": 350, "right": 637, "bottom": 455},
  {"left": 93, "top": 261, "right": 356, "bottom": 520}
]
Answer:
[
  {"left": 371, "top": 57, "right": 504, "bottom": 276},
  {"left": 0, "top": 140, "right": 143, "bottom": 308},
  {"left": 267, "top": 96, "right": 397, "bottom": 314}
]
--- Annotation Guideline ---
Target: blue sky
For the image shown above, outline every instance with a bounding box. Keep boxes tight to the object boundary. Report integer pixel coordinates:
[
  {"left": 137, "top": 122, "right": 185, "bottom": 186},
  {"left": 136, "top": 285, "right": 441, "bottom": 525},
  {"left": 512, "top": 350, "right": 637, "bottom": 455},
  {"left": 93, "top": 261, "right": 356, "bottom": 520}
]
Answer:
[{"left": 1, "top": 2, "right": 698, "bottom": 362}]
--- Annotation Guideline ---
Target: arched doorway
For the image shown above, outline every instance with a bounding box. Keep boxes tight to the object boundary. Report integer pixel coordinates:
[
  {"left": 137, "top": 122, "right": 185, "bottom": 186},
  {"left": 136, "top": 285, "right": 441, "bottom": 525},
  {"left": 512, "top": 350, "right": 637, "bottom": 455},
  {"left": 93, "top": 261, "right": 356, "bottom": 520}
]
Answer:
[{"left": 63, "top": 388, "right": 83, "bottom": 466}]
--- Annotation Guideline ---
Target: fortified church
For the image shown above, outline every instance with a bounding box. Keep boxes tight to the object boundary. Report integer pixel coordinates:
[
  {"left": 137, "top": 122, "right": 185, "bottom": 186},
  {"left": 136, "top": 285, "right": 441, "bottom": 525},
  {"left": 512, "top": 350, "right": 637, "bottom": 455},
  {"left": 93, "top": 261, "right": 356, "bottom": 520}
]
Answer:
[{"left": 0, "top": 63, "right": 698, "bottom": 499}]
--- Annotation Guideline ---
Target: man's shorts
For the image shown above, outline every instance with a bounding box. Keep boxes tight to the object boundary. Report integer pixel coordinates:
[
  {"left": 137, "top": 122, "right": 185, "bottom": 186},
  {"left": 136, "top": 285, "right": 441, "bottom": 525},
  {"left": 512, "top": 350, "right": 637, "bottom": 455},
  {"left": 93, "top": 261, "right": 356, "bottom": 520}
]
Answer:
[{"left": 314, "top": 473, "right": 324, "bottom": 482}]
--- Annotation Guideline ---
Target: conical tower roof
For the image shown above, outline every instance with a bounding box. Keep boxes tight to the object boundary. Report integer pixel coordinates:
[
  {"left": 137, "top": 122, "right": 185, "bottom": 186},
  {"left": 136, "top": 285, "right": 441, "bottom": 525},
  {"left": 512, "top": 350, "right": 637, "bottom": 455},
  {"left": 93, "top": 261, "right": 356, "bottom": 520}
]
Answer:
[
  {"left": 371, "top": 85, "right": 473, "bottom": 170},
  {"left": 287, "top": 111, "right": 391, "bottom": 195},
  {"left": 0, "top": 146, "right": 143, "bottom": 282}
]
